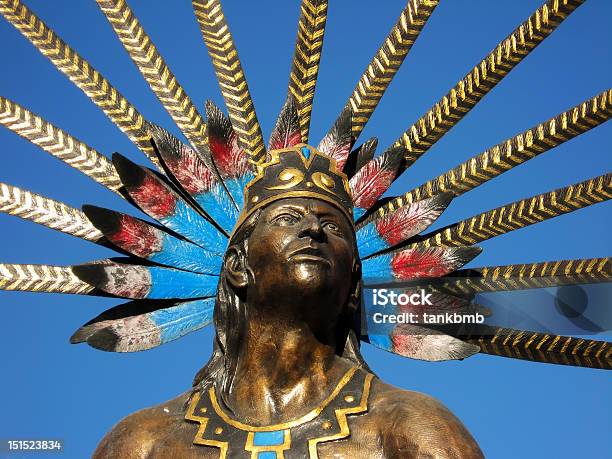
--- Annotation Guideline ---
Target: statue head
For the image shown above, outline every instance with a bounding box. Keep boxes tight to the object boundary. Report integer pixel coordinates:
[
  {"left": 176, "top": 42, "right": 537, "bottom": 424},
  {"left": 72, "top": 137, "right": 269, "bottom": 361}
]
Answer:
[
  {"left": 195, "top": 145, "right": 368, "bottom": 396},
  {"left": 228, "top": 197, "right": 358, "bottom": 323}
]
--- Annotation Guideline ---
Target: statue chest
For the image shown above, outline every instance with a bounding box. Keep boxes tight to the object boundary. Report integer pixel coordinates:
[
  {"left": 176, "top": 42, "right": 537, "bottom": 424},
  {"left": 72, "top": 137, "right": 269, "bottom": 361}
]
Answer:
[{"left": 185, "top": 368, "right": 374, "bottom": 458}]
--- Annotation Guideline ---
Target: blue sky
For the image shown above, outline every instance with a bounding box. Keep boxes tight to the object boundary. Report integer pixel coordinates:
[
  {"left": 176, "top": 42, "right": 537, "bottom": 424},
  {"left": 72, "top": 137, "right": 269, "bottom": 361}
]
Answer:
[{"left": 0, "top": 1, "right": 610, "bottom": 457}]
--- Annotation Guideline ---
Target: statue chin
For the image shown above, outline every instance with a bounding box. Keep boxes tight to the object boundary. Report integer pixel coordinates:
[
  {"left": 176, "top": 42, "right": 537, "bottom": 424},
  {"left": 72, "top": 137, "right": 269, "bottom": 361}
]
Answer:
[{"left": 289, "top": 260, "right": 334, "bottom": 293}]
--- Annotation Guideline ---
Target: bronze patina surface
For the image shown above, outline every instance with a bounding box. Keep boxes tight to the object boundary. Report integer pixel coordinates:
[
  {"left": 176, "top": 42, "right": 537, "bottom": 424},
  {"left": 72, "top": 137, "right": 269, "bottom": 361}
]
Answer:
[{"left": 93, "top": 197, "right": 482, "bottom": 458}]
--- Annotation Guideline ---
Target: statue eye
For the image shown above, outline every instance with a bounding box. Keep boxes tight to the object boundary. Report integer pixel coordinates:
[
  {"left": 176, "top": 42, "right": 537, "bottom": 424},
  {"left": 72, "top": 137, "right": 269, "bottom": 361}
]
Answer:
[
  {"left": 323, "top": 221, "right": 341, "bottom": 234},
  {"left": 272, "top": 213, "right": 299, "bottom": 226}
]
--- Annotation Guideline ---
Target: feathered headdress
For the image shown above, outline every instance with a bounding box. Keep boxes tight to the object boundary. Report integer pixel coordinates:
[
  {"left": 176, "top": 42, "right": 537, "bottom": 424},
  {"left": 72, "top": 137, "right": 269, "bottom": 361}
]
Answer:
[{"left": 0, "top": 0, "right": 610, "bottom": 369}]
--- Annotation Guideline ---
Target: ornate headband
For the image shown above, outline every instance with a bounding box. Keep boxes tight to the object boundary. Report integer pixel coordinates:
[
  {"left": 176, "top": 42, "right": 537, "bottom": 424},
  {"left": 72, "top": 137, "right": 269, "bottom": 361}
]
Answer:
[{"left": 234, "top": 144, "right": 354, "bottom": 232}]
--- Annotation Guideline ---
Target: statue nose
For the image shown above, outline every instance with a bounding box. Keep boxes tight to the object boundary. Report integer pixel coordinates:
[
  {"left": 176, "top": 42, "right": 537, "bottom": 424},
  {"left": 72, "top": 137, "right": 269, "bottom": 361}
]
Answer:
[{"left": 298, "top": 214, "right": 326, "bottom": 242}]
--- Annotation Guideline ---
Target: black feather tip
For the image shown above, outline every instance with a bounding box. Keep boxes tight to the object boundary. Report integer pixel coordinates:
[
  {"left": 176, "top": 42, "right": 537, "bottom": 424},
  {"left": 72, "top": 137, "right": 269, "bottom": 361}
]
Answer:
[
  {"left": 269, "top": 95, "right": 301, "bottom": 150},
  {"left": 72, "top": 264, "right": 109, "bottom": 290},
  {"left": 86, "top": 327, "right": 120, "bottom": 352},
  {"left": 82, "top": 205, "right": 121, "bottom": 237},
  {"left": 205, "top": 100, "right": 233, "bottom": 141},
  {"left": 452, "top": 246, "right": 483, "bottom": 267},
  {"left": 344, "top": 137, "right": 378, "bottom": 178},
  {"left": 429, "top": 191, "right": 454, "bottom": 210},
  {"left": 356, "top": 137, "right": 378, "bottom": 170},
  {"left": 112, "top": 152, "right": 147, "bottom": 188}
]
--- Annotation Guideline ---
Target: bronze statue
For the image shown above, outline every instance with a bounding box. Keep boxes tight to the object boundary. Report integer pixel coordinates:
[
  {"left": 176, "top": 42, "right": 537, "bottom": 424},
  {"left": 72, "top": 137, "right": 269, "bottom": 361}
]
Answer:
[
  {"left": 92, "top": 149, "right": 483, "bottom": 457},
  {"left": 0, "top": 0, "right": 610, "bottom": 457}
]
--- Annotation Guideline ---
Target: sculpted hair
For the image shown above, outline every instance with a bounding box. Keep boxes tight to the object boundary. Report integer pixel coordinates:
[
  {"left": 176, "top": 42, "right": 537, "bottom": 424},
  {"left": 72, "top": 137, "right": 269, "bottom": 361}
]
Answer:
[{"left": 191, "top": 207, "right": 370, "bottom": 410}]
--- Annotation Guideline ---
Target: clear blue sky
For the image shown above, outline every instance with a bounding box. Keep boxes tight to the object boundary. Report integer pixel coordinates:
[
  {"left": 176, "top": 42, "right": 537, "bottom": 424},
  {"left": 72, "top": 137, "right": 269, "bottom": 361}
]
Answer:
[{"left": 0, "top": 1, "right": 610, "bottom": 457}]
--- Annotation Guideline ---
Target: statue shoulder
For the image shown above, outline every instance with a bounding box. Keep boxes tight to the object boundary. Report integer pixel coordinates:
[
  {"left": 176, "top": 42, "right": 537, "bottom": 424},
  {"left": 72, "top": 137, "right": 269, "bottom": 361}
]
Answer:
[
  {"left": 92, "top": 390, "right": 217, "bottom": 459},
  {"left": 366, "top": 378, "right": 484, "bottom": 459}
]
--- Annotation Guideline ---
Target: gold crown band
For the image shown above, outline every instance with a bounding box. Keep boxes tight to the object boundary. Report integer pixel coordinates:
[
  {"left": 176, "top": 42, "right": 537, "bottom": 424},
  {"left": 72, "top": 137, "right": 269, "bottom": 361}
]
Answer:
[{"left": 230, "top": 144, "right": 354, "bottom": 238}]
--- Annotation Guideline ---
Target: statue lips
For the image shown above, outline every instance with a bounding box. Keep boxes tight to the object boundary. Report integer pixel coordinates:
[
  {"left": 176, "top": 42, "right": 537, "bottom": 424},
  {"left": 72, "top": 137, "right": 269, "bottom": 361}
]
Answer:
[{"left": 287, "top": 244, "right": 332, "bottom": 266}]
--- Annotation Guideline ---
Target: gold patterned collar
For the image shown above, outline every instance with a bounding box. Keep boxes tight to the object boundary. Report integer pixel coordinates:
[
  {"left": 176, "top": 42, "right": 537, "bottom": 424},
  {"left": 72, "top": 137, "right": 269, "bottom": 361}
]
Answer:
[{"left": 185, "top": 366, "right": 374, "bottom": 458}]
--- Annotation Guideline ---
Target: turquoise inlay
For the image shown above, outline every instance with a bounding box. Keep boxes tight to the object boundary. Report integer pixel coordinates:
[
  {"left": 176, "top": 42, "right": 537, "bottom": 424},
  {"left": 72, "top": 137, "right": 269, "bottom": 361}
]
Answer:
[
  {"left": 253, "top": 430, "right": 285, "bottom": 446},
  {"left": 148, "top": 267, "right": 217, "bottom": 299},
  {"left": 356, "top": 221, "right": 388, "bottom": 258},
  {"left": 301, "top": 146, "right": 311, "bottom": 159},
  {"left": 151, "top": 298, "right": 214, "bottom": 343},
  {"left": 257, "top": 452, "right": 277, "bottom": 459}
]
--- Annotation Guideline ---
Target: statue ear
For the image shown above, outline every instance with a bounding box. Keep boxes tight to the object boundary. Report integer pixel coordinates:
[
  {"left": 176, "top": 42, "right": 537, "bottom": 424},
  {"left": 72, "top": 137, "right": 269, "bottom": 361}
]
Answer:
[
  {"left": 346, "top": 260, "right": 362, "bottom": 314},
  {"left": 225, "top": 246, "right": 249, "bottom": 289},
  {"left": 346, "top": 279, "right": 361, "bottom": 314}
]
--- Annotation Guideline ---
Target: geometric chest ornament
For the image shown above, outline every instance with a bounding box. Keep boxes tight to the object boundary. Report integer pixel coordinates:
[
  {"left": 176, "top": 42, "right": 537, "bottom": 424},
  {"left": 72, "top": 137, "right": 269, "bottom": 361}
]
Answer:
[{"left": 185, "top": 367, "right": 374, "bottom": 458}]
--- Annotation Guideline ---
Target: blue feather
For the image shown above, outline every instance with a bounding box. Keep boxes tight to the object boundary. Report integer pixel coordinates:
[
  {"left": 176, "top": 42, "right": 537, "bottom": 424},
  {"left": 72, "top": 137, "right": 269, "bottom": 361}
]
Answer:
[
  {"left": 356, "top": 223, "right": 388, "bottom": 258},
  {"left": 163, "top": 200, "right": 227, "bottom": 254},
  {"left": 225, "top": 173, "right": 254, "bottom": 212},
  {"left": 361, "top": 254, "right": 393, "bottom": 282},
  {"left": 193, "top": 183, "right": 238, "bottom": 234},
  {"left": 154, "top": 233, "right": 222, "bottom": 275},
  {"left": 79, "top": 298, "right": 215, "bottom": 352},
  {"left": 148, "top": 267, "right": 218, "bottom": 299},
  {"left": 150, "top": 298, "right": 215, "bottom": 344},
  {"left": 353, "top": 207, "right": 366, "bottom": 221}
]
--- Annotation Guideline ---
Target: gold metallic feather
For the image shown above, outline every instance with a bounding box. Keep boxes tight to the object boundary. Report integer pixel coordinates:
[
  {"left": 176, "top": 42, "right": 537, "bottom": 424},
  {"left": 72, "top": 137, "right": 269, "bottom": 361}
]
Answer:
[
  {"left": 0, "top": 96, "right": 122, "bottom": 194},
  {"left": 393, "top": 0, "right": 585, "bottom": 163},
  {"left": 374, "top": 0, "right": 585, "bottom": 219},
  {"left": 463, "top": 327, "right": 611, "bottom": 370},
  {"left": 403, "top": 89, "right": 612, "bottom": 205},
  {"left": 0, "top": 0, "right": 159, "bottom": 167},
  {"left": 432, "top": 258, "right": 610, "bottom": 297},
  {"left": 0, "top": 182, "right": 103, "bottom": 242},
  {"left": 332, "top": 0, "right": 439, "bottom": 140},
  {"left": 96, "top": 0, "right": 209, "bottom": 155},
  {"left": 0, "top": 263, "right": 93, "bottom": 294},
  {"left": 192, "top": 0, "right": 265, "bottom": 163},
  {"left": 288, "top": 0, "right": 328, "bottom": 142},
  {"left": 415, "top": 174, "right": 611, "bottom": 248}
]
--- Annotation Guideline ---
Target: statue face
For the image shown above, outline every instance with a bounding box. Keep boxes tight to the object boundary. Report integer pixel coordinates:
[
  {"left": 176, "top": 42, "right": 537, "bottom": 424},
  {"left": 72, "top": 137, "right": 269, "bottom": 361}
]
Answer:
[{"left": 246, "top": 197, "right": 356, "bottom": 322}]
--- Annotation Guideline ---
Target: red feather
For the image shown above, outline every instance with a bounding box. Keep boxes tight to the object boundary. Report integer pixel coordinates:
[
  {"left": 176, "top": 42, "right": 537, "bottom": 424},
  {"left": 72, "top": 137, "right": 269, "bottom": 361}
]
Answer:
[
  {"left": 389, "top": 325, "right": 480, "bottom": 361},
  {"left": 150, "top": 125, "right": 215, "bottom": 195},
  {"left": 391, "top": 330, "right": 429, "bottom": 356},
  {"left": 317, "top": 106, "right": 353, "bottom": 170},
  {"left": 375, "top": 193, "right": 452, "bottom": 246},
  {"left": 130, "top": 172, "right": 177, "bottom": 219},
  {"left": 350, "top": 148, "right": 403, "bottom": 209},
  {"left": 322, "top": 141, "right": 352, "bottom": 171},
  {"left": 206, "top": 101, "right": 251, "bottom": 177},
  {"left": 110, "top": 214, "right": 163, "bottom": 258},
  {"left": 166, "top": 146, "right": 215, "bottom": 195},
  {"left": 391, "top": 246, "right": 481, "bottom": 279}
]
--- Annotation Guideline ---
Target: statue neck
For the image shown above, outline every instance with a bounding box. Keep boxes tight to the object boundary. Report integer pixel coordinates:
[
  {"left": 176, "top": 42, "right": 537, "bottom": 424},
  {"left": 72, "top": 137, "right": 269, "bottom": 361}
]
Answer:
[{"left": 223, "top": 306, "right": 352, "bottom": 425}]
